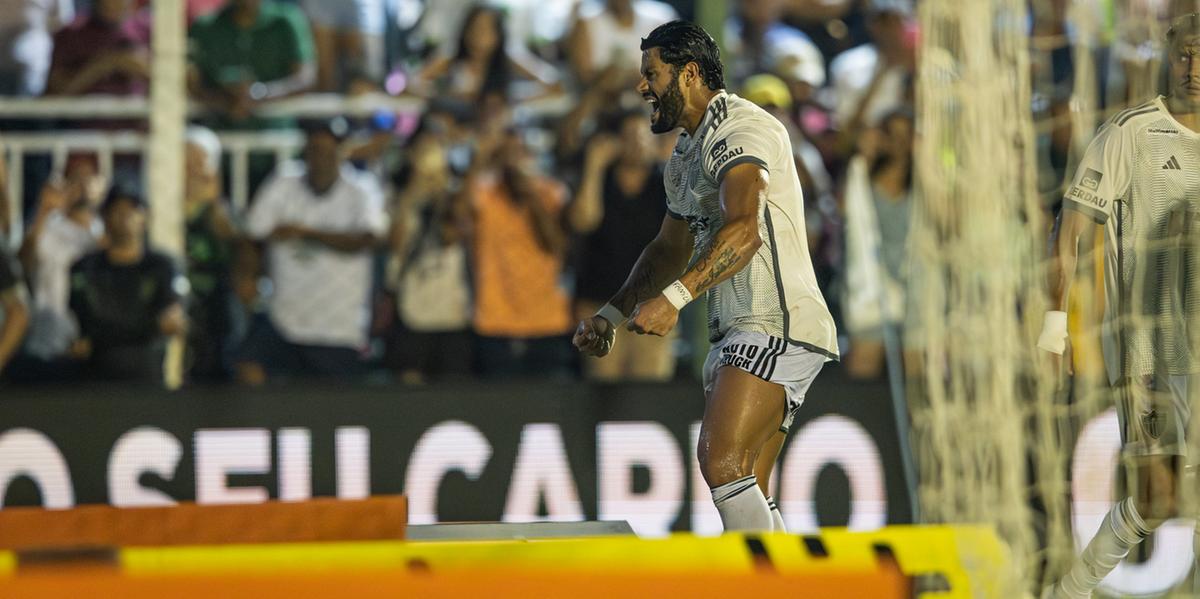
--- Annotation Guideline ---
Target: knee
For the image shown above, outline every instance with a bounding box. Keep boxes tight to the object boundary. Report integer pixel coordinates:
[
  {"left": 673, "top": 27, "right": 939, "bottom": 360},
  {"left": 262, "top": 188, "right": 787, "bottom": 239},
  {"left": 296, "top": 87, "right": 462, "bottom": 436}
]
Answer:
[
  {"left": 1134, "top": 495, "right": 1175, "bottom": 528},
  {"left": 697, "top": 440, "right": 755, "bottom": 488}
]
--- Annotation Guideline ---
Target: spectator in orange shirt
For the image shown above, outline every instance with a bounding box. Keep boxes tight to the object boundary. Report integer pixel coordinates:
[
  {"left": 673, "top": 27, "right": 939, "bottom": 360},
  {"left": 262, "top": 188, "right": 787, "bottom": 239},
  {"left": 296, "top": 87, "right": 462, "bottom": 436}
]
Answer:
[{"left": 459, "top": 125, "right": 574, "bottom": 380}]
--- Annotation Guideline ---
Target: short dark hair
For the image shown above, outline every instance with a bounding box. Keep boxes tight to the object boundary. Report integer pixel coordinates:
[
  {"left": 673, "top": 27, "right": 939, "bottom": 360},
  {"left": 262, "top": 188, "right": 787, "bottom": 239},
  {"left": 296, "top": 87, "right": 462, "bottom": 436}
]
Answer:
[
  {"left": 640, "top": 20, "right": 725, "bottom": 91},
  {"left": 301, "top": 117, "right": 350, "bottom": 141},
  {"left": 100, "top": 181, "right": 146, "bottom": 215},
  {"left": 1168, "top": 13, "right": 1200, "bottom": 50}
]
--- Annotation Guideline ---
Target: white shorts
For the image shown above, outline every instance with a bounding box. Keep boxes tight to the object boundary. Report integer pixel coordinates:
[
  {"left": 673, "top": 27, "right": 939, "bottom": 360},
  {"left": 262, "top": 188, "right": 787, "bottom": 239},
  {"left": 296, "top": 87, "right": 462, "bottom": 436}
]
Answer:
[{"left": 702, "top": 330, "right": 827, "bottom": 434}]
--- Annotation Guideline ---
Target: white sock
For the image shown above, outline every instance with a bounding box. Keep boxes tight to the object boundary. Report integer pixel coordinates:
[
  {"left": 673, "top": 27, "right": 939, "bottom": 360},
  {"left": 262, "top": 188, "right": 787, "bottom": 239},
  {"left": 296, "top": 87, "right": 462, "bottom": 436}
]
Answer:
[
  {"left": 766, "top": 495, "right": 786, "bottom": 532},
  {"left": 1055, "top": 497, "right": 1153, "bottom": 598},
  {"left": 710, "top": 475, "right": 772, "bottom": 532},
  {"left": 1193, "top": 531, "right": 1199, "bottom": 595},
  {"left": 1193, "top": 521, "right": 1200, "bottom": 595}
]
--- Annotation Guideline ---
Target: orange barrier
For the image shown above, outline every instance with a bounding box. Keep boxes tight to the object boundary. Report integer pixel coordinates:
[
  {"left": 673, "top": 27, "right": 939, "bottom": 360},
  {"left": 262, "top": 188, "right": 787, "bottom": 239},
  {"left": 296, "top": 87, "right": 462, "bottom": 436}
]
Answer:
[
  {"left": 0, "top": 496, "right": 408, "bottom": 550},
  {"left": 0, "top": 569, "right": 909, "bottom": 599}
]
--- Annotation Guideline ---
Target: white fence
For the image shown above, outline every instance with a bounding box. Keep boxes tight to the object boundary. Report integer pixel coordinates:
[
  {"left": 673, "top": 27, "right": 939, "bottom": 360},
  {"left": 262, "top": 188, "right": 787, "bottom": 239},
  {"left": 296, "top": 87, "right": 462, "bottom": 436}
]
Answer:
[
  {"left": 0, "top": 92, "right": 572, "bottom": 245},
  {"left": 2, "top": 129, "right": 306, "bottom": 241}
]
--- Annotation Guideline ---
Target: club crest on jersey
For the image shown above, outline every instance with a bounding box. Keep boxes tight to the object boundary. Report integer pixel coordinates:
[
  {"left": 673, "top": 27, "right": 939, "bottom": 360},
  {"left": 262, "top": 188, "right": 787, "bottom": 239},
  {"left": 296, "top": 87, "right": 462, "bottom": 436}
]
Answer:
[
  {"left": 710, "top": 139, "right": 728, "bottom": 160},
  {"left": 1080, "top": 169, "right": 1103, "bottom": 191},
  {"left": 1142, "top": 409, "right": 1160, "bottom": 440},
  {"left": 709, "top": 139, "right": 744, "bottom": 178}
]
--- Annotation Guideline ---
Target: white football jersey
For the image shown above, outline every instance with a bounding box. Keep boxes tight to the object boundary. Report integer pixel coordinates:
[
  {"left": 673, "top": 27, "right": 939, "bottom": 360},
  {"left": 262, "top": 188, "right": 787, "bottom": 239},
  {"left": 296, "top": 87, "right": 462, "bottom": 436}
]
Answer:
[
  {"left": 1064, "top": 96, "right": 1200, "bottom": 381},
  {"left": 664, "top": 91, "right": 838, "bottom": 359}
]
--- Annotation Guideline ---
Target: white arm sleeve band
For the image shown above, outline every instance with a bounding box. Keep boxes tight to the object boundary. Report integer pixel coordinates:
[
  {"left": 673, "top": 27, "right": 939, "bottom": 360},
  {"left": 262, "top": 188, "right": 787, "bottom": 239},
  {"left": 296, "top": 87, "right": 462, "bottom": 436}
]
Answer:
[
  {"left": 1037, "top": 310, "right": 1069, "bottom": 354},
  {"left": 662, "top": 280, "right": 694, "bottom": 310},
  {"left": 596, "top": 303, "right": 626, "bottom": 327}
]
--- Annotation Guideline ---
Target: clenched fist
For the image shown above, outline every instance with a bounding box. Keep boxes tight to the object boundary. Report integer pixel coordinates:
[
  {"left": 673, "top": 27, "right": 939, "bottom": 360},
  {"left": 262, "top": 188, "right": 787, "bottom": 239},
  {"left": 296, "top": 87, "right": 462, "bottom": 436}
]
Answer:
[{"left": 573, "top": 315, "right": 617, "bottom": 357}]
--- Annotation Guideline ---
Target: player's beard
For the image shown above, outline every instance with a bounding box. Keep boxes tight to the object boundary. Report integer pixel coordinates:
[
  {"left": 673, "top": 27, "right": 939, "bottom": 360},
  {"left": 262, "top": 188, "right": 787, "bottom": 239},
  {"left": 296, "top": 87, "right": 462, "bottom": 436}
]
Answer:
[{"left": 650, "top": 79, "right": 686, "bottom": 134}]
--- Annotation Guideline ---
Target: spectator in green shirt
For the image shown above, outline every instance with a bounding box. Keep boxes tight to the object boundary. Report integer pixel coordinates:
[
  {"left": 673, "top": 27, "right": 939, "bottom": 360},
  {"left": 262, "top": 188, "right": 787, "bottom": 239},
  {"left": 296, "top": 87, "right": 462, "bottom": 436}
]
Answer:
[{"left": 188, "top": 0, "right": 316, "bottom": 130}]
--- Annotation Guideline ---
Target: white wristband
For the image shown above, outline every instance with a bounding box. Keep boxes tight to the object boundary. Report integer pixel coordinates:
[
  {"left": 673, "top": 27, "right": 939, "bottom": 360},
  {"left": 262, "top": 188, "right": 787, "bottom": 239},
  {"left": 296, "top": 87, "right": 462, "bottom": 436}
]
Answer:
[
  {"left": 1037, "top": 310, "right": 1069, "bottom": 354},
  {"left": 661, "top": 280, "right": 694, "bottom": 310},
  {"left": 595, "top": 303, "right": 626, "bottom": 327}
]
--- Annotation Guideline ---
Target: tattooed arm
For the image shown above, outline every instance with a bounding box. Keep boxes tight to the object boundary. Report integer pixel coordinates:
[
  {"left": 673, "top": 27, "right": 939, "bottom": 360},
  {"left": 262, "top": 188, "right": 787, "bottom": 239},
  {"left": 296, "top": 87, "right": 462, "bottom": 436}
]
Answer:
[
  {"left": 608, "top": 215, "right": 696, "bottom": 315},
  {"left": 573, "top": 213, "right": 694, "bottom": 356},
  {"left": 626, "top": 164, "right": 767, "bottom": 336},
  {"left": 679, "top": 165, "right": 767, "bottom": 296}
]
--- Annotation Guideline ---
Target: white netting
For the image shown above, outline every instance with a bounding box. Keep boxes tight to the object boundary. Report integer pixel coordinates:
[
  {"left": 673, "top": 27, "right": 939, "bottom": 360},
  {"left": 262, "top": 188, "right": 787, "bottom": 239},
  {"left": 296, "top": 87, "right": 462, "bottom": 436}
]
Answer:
[
  {"left": 910, "top": 0, "right": 1056, "bottom": 592},
  {"left": 911, "top": 0, "right": 1200, "bottom": 595}
]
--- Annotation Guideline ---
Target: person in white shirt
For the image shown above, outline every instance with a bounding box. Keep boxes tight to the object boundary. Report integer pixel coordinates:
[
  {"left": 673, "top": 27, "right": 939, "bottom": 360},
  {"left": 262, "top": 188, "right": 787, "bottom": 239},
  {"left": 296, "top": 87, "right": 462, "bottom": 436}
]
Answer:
[
  {"left": 827, "top": 0, "right": 914, "bottom": 155},
  {"left": 0, "top": 0, "right": 73, "bottom": 96},
  {"left": 574, "top": 21, "right": 838, "bottom": 533},
  {"left": 8, "top": 155, "right": 102, "bottom": 382},
  {"left": 724, "top": 0, "right": 826, "bottom": 97},
  {"left": 235, "top": 119, "right": 387, "bottom": 385},
  {"left": 567, "top": 0, "right": 678, "bottom": 88}
]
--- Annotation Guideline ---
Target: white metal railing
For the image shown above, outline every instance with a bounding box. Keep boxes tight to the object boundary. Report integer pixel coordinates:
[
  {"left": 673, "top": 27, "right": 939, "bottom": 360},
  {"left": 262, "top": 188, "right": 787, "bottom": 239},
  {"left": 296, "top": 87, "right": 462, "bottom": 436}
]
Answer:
[
  {"left": 2, "top": 130, "right": 306, "bottom": 242},
  {"left": 0, "top": 91, "right": 575, "bottom": 244},
  {"left": 0, "top": 92, "right": 426, "bottom": 120},
  {"left": 0, "top": 91, "right": 574, "bottom": 121}
]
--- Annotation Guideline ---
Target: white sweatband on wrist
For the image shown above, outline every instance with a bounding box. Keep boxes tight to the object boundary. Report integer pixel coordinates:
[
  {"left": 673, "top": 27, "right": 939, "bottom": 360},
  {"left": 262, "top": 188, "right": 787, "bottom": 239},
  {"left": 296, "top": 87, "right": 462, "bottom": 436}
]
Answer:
[
  {"left": 1037, "top": 310, "right": 1068, "bottom": 354},
  {"left": 661, "top": 280, "right": 694, "bottom": 310},
  {"left": 595, "top": 303, "right": 626, "bottom": 327}
]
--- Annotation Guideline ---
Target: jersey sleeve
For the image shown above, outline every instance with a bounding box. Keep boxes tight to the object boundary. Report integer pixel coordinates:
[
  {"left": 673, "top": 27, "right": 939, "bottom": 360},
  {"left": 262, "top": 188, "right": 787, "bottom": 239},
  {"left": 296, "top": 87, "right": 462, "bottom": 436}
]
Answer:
[
  {"left": 701, "top": 117, "right": 773, "bottom": 184},
  {"left": 1063, "top": 123, "right": 1131, "bottom": 223}
]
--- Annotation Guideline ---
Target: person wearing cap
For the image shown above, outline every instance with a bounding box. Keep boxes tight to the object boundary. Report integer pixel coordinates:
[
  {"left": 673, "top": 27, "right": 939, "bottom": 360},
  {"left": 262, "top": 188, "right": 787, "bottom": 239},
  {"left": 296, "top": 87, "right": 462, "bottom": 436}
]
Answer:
[
  {"left": 67, "top": 184, "right": 188, "bottom": 383},
  {"left": 183, "top": 126, "right": 240, "bottom": 382},
  {"left": 1041, "top": 14, "right": 1200, "bottom": 598},
  {"left": 234, "top": 118, "right": 387, "bottom": 385}
]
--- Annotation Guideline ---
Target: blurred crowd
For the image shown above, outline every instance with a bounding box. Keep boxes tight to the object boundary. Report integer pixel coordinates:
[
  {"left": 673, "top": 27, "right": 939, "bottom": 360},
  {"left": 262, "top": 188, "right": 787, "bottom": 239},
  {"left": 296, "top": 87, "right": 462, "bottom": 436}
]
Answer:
[{"left": 0, "top": 0, "right": 1174, "bottom": 387}]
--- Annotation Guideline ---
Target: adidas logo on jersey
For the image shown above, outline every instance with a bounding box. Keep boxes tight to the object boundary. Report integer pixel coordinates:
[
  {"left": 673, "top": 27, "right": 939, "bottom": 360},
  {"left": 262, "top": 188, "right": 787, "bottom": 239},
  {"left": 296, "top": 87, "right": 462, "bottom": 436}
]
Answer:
[{"left": 1163, "top": 156, "right": 1182, "bottom": 170}]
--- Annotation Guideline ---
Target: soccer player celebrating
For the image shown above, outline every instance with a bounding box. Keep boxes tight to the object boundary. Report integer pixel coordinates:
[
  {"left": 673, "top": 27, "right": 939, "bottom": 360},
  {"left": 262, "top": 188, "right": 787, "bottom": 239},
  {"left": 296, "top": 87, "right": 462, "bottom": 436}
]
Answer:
[
  {"left": 1041, "top": 14, "right": 1200, "bottom": 598},
  {"left": 573, "top": 20, "right": 838, "bottom": 532}
]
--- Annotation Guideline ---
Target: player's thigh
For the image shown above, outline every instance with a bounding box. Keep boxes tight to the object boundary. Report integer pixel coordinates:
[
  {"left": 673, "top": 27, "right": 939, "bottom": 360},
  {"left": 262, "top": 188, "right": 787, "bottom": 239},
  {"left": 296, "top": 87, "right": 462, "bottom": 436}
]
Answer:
[
  {"left": 699, "top": 366, "right": 787, "bottom": 484},
  {"left": 754, "top": 430, "right": 787, "bottom": 489}
]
